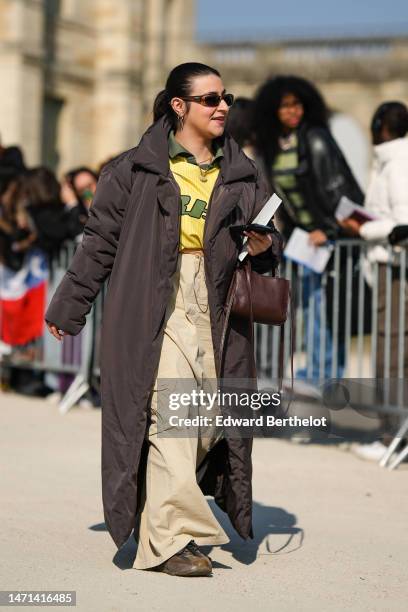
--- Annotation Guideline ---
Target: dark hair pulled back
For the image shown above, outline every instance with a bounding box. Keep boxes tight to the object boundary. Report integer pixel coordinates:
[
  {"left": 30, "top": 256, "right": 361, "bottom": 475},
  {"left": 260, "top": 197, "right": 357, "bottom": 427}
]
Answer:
[{"left": 153, "top": 62, "right": 221, "bottom": 130}]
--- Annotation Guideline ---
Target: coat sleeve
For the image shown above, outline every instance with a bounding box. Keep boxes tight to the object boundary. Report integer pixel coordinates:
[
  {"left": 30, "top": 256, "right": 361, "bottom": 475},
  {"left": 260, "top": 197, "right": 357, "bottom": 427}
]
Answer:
[
  {"left": 387, "top": 160, "right": 408, "bottom": 224},
  {"left": 360, "top": 159, "right": 408, "bottom": 241},
  {"left": 306, "top": 127, "right": 364, "bottom": 239},
  {"left": 359, "top": 219, "right": 395, "bottom": 241},
  {"left": 45, "top": 161, "right": 131, "bottom": 335},
  {"left": 248, "top": 168, "right": 284, "bottom": 274}
]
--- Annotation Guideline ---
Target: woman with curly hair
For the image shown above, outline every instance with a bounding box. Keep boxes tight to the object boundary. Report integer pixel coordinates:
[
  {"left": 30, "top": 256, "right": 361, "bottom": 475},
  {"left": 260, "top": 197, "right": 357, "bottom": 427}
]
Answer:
[{"left": 253, "top": 75, "right": 364, "bottom": 381}]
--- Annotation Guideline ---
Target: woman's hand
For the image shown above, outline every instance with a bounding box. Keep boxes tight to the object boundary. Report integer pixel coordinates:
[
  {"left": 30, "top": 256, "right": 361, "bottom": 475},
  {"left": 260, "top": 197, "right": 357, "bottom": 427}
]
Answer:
[
  {"left": 309, "top": 229, "right": 328, "bottom": 246},
  {"left": 338, "top": 218, "right": 361, "bottom": 237},
  {"left": 243, "top": 231, "right": 273, "bottom": 256},
  {"left": 61, "top": 180, "right": 78, "bottom": 208},
  {"left": 46, "top": 322, "right": 70, "bottom": 341}
]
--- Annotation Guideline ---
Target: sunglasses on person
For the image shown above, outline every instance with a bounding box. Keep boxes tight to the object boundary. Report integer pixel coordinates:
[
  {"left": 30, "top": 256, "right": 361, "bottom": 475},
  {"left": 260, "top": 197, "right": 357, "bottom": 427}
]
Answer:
[{"left": 181, "top": 93, "right": 235, "bottom": 108}]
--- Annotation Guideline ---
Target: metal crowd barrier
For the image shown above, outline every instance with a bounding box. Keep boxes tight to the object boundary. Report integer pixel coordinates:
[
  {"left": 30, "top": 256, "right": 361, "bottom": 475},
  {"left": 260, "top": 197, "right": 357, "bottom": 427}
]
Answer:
[
  {"left": 1, "top": 239, "right": 407, "bottom": 469},
  {"left": 256, "top": 240, "right": 408, "bottom": 380},
  {"left": 255, "top": 239, "right": 408, "bottom": 470}
]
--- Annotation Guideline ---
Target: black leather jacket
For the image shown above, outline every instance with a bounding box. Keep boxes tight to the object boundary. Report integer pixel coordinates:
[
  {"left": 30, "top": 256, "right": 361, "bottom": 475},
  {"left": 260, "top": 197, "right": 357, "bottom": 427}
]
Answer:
[{"left": 270, "top": 123, "right": 364, "bottom": 240}]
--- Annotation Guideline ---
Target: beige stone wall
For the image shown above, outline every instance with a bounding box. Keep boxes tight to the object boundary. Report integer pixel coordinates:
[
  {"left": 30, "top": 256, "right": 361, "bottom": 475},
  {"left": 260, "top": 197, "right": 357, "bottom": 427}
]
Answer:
[
  {"left": 141, "top": 0, "right": 195, "bottom": 126},
  {"left": 91, "top": 0, "right": 144, "bottom": 164},
  {"left": 0, "top": 0, "right": 193, "bottom": 174},
  {"left": 0, "top": 0, "right": 44, "bottom": 165},
  {"left": 0, "top": 0, "right": 406, "bottom": 175},
  {"left": 200, "top": 37, "right": 408, "bottom": 136},
  {"left": 321, "top": 80, "right": 408, "bottom": 132}
]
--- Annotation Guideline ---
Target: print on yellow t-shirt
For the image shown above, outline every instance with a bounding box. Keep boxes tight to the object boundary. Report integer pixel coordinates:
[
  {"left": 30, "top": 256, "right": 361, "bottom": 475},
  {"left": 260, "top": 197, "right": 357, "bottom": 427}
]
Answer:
[{"left": 170, "top": 155, "right": 220, "bottom": 250}]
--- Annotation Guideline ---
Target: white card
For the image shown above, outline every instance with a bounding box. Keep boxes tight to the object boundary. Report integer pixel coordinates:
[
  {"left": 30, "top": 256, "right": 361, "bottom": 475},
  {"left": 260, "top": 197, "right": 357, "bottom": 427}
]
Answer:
[
  {"left": 335, "top": 195, "right": 376, "bottom": 223},
  {"left": 284, "top": 227, "right": 333, "bottom": 274},
  {"left": 238, "top": 193, "right": 282, "bottom": 261}
]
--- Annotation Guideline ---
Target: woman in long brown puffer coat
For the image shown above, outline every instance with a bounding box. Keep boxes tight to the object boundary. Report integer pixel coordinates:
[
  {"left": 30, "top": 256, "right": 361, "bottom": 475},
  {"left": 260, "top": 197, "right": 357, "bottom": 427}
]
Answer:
[{"left": 45, "top": 63, "right": 282, "bottom": 577}]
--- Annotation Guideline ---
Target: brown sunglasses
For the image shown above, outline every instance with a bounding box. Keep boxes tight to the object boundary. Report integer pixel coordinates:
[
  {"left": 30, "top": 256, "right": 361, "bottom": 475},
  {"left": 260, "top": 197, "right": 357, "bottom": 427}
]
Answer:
[{"left": 181, "top": 93, "right": 235, "bottom": 108}]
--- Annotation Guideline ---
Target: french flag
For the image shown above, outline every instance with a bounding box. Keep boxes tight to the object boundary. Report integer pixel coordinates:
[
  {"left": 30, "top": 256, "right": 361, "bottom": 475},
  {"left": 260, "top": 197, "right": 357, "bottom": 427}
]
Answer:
[{"left": 0, "top": 250, "right": 48, "bottom": 346}]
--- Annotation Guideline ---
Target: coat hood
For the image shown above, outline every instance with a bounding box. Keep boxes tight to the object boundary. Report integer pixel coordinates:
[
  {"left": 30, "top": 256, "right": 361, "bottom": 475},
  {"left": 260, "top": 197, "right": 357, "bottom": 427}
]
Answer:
[{"left": 131, "top": 116, "right": 257, "bottom": 184}]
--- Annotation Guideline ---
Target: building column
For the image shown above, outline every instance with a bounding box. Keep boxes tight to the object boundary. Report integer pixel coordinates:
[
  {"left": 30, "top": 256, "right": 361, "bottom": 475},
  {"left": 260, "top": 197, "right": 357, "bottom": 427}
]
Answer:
[
  {"left": 91, "top": 0, "right": 144, "bottom": 163},
  {"left": 0, "top": 0, "right": 44, "bottom": 165},
  {"left": 164, "top": 0, "right": 196, "bottom": 68}
]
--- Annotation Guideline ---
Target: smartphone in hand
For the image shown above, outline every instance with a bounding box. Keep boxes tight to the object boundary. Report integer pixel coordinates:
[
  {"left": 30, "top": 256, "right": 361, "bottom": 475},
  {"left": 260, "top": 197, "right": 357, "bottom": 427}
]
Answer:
[{"left": 230, "top": 223, "right": 275, "bottom": 237}]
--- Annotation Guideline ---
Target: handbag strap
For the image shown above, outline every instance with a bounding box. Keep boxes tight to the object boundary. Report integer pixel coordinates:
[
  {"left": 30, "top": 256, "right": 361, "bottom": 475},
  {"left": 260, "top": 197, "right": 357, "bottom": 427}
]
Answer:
[
  {"left": 219, "top": 269, "right": 237, "bottom": 378},
  {"left": 279, "top": 291, "right": 295, "bottom": 416},
  {"left": 244, "top": 259, "right": 293, "bottom": 392},
  {"left": 219, "top": 260, "right": 254, "bottom": 378},
  {"left": 244, "top": 260, "right": 257, "bottom": 379}
]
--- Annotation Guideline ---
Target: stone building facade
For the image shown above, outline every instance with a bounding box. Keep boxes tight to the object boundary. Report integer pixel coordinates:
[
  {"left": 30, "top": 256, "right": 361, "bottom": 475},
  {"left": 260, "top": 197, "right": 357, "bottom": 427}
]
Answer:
[
  {"left": 201, "top": 35, "right": 408, "bottom": 134},
  {"left": 0, "top": 0, "right": 194, "bottom": 171},
  {"left": 0, "top": 0, "right": 407, "bottom": 174}
]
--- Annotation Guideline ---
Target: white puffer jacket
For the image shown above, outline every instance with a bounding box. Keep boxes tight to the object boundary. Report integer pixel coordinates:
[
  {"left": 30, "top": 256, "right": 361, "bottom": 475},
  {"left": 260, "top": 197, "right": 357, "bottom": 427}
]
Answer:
[{"left": 360, "top": 137, "right": 408, "bottom": 263}]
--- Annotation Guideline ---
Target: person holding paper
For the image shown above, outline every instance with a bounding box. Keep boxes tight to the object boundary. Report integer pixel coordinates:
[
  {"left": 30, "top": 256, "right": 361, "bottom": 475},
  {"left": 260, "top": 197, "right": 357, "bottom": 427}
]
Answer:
[
  {"left": 252, "top": 75, "right": 363, "bottom": 381},
  {"left": 340, "top": 101, "right": 408, "bottom": 462},
  {"left": 340, "top": 102, "right": 408, "bottom": 247}
]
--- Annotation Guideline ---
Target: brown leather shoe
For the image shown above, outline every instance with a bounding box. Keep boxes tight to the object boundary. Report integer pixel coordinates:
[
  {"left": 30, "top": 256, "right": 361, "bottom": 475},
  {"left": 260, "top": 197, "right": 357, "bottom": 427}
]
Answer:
[
  {"left": 186, "top": 540, "right": 212, "bottom": 564},
  {"left": 155, "top": 545, "right": 212, "bottom": 577}
]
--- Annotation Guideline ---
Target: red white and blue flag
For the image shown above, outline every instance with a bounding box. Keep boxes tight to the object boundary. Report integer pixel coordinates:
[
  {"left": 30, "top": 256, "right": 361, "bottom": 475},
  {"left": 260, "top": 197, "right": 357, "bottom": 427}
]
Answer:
[{"left": 0, "top": 250, "right": 48, "bottom": 346}]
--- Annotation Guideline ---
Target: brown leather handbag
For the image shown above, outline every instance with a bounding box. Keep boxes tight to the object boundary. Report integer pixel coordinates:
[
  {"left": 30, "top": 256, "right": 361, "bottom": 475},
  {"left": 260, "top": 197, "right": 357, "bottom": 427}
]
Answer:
[
  {"left": 228, "top": 259, "right": 289, "bottom": 325},
  {"left": 220, "top": 258, "right": 292, "bottom": 383}
]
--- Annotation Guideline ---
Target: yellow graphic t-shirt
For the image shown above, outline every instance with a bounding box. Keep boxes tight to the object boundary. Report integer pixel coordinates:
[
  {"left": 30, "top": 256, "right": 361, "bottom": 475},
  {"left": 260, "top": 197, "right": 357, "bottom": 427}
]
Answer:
[{"left": 168, "top": 132, "right": 223, "bottom": 251}]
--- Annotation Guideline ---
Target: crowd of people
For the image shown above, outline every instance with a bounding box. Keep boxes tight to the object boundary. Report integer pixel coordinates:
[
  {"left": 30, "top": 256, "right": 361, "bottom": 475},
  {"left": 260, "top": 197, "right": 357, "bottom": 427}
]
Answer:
[
  {"left": 0, "top": 142, "right": 101, "bottom": 393},
  {"left": 0, "top": 157, "right": 99, "bottom": 333},
  {"left": 1, "top": 74, "right": 408, "bottom": 458},
  {"left": 226, "top": 80, "right": 408, "bottom": 459}
]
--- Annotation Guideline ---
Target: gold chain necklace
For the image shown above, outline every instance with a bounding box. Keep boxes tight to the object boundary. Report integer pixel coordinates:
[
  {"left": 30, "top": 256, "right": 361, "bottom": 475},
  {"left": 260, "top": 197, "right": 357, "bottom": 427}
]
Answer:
[{"left": 198, "top": 155, "right": 214, "bottom": 182}]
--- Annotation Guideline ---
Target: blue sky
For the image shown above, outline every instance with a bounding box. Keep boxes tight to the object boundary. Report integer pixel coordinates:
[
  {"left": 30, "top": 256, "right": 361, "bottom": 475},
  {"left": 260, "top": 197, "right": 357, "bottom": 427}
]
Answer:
[{"left": 197, "top": 0, "right": 408, "bottom": 40}]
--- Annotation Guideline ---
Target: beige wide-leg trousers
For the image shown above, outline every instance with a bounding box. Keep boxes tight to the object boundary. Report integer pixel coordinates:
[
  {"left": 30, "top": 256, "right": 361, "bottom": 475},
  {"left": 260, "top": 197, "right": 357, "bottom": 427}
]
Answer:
[{"left": 133, "top": 253, "right": 229, "bottom": 570}]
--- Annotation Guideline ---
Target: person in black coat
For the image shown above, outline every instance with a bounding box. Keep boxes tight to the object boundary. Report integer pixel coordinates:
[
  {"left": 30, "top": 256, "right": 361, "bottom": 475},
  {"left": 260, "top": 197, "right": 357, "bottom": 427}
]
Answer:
[
  {"left": 1, "top": 167, "right": 78, "bottom": 273},
  {"left": 0, "top": 167, "right": 78, "bottom": 395},
  {"left": 19, "top": 167, "right": 72, "bottom": 256},
  {"left": 252, "top": 75, "right": 364, "bottom": 381}
]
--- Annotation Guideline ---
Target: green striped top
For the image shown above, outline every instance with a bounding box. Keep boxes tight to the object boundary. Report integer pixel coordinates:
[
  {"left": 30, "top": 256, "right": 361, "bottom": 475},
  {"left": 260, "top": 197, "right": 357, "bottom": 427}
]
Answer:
[{"left": 272, "top": 134, "right": 314, "bottom": 230}]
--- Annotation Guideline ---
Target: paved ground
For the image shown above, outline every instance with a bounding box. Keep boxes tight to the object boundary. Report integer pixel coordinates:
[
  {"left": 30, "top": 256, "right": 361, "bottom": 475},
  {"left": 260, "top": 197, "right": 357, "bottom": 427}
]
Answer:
[{"left": 1, "top": 391, "right": 407, "bottom": 612}]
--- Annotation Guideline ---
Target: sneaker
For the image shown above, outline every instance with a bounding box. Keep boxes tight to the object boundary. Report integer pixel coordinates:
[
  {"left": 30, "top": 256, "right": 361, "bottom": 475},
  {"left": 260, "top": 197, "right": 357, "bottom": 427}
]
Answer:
[{"left": 352, "top": 441, "right": 388, "bottom": 462}]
